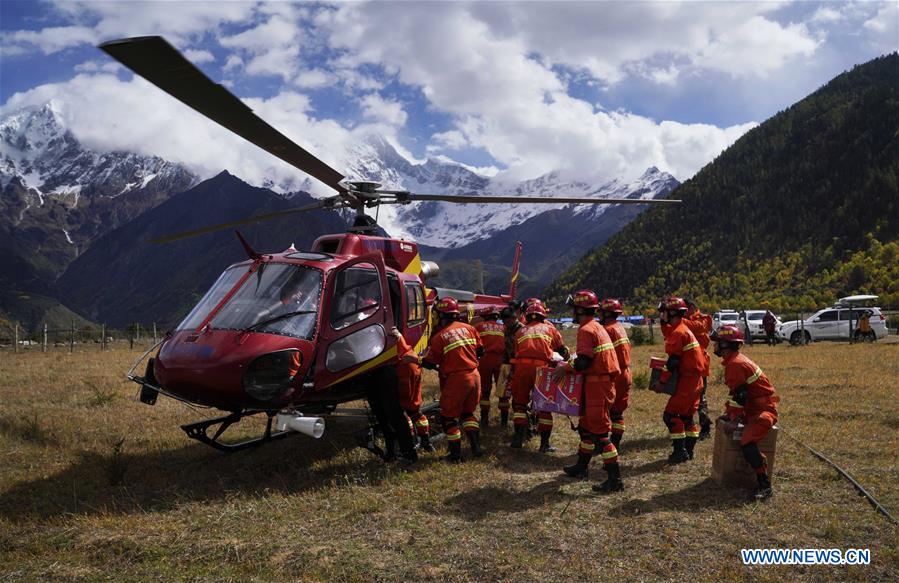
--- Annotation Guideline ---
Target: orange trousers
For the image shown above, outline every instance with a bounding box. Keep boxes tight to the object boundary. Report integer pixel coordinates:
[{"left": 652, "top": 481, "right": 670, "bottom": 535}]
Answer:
[
  {"left": 579, "top": 374, "right": 616, "bottom": 435},
  {"left": 478, "top": 352, "right": 504, "bottom": 411},
  {"left": 740, "top": 411, "right": 777, "bottom": 446},
  {"left": 609, "top": 368, "right": 632, "bottom": 435},
  {"left": 664, "top": 372, "right": 703, "bottom": 417},
  {"left": 439, "top": 369, "right": 481, "bottom": 419},
  {"left": 510, "top": 361, "right": 553, "bottom": 431}
]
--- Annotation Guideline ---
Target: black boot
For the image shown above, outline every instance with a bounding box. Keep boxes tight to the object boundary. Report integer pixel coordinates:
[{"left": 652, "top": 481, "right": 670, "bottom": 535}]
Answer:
[
  {"left": 699, "top": 424, "right": 712, "bottom": 440},
  {"left": 418, "top": 433, "right": 436, "bottom": 453},
  {"left": 752, "top": 472, "right": 773, "bottom": 501},
  {"left": 500, "top": 409, "right": 509, "bottom": 428},
  {"left": 480, "top": 409, "right": 490, "bottom": 429},
  {"left": 592, "top": 462, "right": 624, "bottom": 493},
  {"left": 667, "top": 440, "right": 689, "bottom": 464},
  {"left": 510, "top": 425, "right": 525, "bottom": 448},
  {"left": 443, "top": 439, "right": 462, "bottom": 463},
  {"left": 563, "top": 452, "right": 591, "bottom": 478},
  {"left": 610, "top": 432, "right": 622, "bottom": 454},
  {"left": 467, "top": 431, "right": 485, "bottom": 458},
  {"left": 538, "top": 432, "right": 556, "bottom": 453},
  {"left": 685, "top": 436, "right": 697, "bottom": 460}
]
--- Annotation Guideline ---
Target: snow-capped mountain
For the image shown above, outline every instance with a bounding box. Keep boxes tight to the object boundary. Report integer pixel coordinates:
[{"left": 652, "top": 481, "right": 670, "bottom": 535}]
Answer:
[
  {"left": 336, "top": 135, "right": 677, "bottom": 247},
  {"left": 1, "top": 101, "right": 197, "bottom": 292}
]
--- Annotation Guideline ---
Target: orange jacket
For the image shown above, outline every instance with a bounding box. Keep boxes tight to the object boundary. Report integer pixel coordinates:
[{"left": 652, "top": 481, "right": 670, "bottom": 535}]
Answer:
[
  {"left": 576, "top": 319, "right": 620, "bottom": 377},
  {"left": 396, "top": 334, "right": 421, "bottom": 372},
  {"left": 684, "top": 313, "right": 712, "bottom": 376},
  {"left": 603, "top": 321, "right": 631, "bottom": 369},
  {"left": 664, "top": 320, "right": 704, "bottom": 376},
  {"left": 722, "top": 351, "right": 779, "bottom": 420},
  {"left": 514, "top": 321, "right": 564, "bottom": 362},
  {"left": 475, "top": 320, "right": 506, "bottom": 355},
  {"left": 424, "top": 321, "right": 482, "bottom": 375}
]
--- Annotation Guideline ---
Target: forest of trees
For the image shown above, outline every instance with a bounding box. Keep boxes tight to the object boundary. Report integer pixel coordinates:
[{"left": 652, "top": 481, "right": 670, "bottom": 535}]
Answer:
[{"left": 545, "top": 53, "right": 899, "bottom": 314}]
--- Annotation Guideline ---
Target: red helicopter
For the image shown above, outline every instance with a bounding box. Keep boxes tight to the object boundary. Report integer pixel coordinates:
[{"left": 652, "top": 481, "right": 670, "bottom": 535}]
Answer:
[{"left": 102, "top": 36, "right": 678, "bottom": 453}]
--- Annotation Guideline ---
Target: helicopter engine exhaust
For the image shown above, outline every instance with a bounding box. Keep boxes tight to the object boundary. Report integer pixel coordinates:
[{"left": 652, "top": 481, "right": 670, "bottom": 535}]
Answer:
[
  {"left": 275, "top": 413, "right": 325, "bottom": 439},
  {"left": 420, "top": 261, "right": 440, "bottom": 280}
]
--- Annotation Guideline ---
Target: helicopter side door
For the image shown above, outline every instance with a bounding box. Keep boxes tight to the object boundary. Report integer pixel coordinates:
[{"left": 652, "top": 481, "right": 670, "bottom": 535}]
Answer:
[
  {"left": 399, "top": 275, "right": 429, "bottom": 355},
  {"left": 313, "top": 253, "right": 397, "bottom": 389}
]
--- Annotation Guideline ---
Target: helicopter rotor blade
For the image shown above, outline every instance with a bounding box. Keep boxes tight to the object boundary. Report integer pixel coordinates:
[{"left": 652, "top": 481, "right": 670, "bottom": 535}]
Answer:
[
  {"left": 393, "top": 192, "right": 680, "bottom": 204},
  {"left": 99, "top": 36, "right": 347, "bottom": 194},
  {"left": 149, "top": 198, "right": 342, "bottom": 244}
]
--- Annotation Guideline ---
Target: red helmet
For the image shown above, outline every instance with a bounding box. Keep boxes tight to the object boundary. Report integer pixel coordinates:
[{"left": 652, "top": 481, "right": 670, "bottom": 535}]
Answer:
[
  {"left": 481, "top": 305, "right": 501, "bottom": 318},
  {"left": 711, "top": 324, "right": 745, "bottom": 344},
  {"left": 526, "top": 297, "right": 542, "bottom": 306},
  {"left": 435, "top": 297, "right": 460, "bottom": 315},
  {"left": 567, "top": 289, "right": 599, "bottom": 309},
  {"left": 601, "top": 298, "right": 623, "bottom": 314},
  {"left": 525, "top": 302, "right": 547, "bottom": 318},
  {"left": 664, "top": 296, "right": 688, "bottom": 315}
]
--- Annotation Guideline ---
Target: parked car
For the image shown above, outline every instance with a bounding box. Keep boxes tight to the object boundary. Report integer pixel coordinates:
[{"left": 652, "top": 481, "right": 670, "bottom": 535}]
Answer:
[
  {"left": 712, "top": 310, "right": 740, "bottom": 330},
  {"left": 742, "top": 310, "right": 782, "bottom": 343},
  {"left": 779, "top": 301, "right": 888, "bottom": 345}
]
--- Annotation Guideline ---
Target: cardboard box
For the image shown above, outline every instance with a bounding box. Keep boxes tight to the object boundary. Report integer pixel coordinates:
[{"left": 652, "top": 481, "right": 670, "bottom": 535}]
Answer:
[
  {"left": 711, "top": 421, "right": 778, "bottom": 489},
  {"left": 531, "top": 366, "right": 583, "bottom": 416},
  {"left": 649, "top": 356, "right": 677, "bottom": 395}
]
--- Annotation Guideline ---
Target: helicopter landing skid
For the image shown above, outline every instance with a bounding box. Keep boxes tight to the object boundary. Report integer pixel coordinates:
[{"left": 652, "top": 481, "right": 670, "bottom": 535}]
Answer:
[{"left": 181, "top": 411, "right": 291, "bottom": 453}]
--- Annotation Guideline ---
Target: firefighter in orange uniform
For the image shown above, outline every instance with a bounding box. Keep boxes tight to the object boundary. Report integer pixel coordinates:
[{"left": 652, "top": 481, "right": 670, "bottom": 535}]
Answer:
[
  {"left": 390, "top": 327, "right": 434, "bottom": 453},
  {"left": 655, "top": 297, "right": 705, "bottom": 464},
  {"left": 499, "top": 306, "right": 523, "bottom": 427},
  {"left": 712, "top": 325, "right": 779, "bottom": 500},
  {"left": 509, "top": 302, "right": 569, "bottom": 451},
  {"left": 422, "top": 297, "right": 485, "bottom": 462},
  {"left": 600, "top": 298, "right": 632, "bottom": 452},
  {"left": 684, "top": 299, "right": 713, "bottom": 439},
  {"left": 554, "top": 290, "right": 623, "bottom": 492},
  {"left": 475, "top": 306, "right": 506, "bottom": 427}
]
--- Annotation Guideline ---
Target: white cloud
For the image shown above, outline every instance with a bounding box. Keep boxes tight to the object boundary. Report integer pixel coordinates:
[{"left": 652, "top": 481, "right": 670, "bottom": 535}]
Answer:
[
  {"left": 0, "top": 74, "right": 390, "bottom": 197},
  {"left": 863, "top": 2, "right": 899, "bottom": 34},
  {"left": 183, "top": 49, "right": 215, "bottom": 64},
  {"left": 811, "top": 7, "right": 844, "bottom": 23},
  {"left": 2, "top": 26, "right": 97, "bottom": 55},
  {"left": 294, "top": 69, "right": 335, "bottom": 89},
  {"left": 359, "top": 94, "right": 408, "bottom": 127},
  {"left": 428, "top": 130, "right": 469, "bottom": 152}
]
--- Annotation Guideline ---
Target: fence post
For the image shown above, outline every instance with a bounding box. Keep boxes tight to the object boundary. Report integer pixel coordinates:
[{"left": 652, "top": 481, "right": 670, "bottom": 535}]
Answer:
[
  {"left": 648, "top": 317, "right": 654, "bottom": 344},
  {"left": 43, "top": 323, "right": 48, "bottom": 353},
  {"left": 69, "top": 320, "right": 75, "bottom": 353},
  {"left": 153, "top": 322, "right": 157, "bottom": 345},
  {"left": 130, "top": 323, "right": 135, "bottom": 351},
  {"left": 101, "top": 323, "right": 106, "bottom": 351},
  {"left": 14, "top": 323, "right": 19, "bottom": 354}
]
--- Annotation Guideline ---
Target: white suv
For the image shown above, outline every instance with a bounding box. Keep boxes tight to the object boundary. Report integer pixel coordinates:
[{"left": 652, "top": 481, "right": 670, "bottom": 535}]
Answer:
[
  {"left": 742, "top": 310, "right": 782, "bottom": 343},
  {"left": 712, "top": 310, "right": 740, "bottom": 329},
  {"left": 779, "top": 306, "right": 888, "bottom": 344}
]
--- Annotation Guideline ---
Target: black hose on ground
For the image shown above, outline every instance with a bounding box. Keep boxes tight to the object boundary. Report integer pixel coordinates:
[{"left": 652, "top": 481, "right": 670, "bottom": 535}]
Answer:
[{"left": 783, "top": 429, "right": 897, "bottom": 524}]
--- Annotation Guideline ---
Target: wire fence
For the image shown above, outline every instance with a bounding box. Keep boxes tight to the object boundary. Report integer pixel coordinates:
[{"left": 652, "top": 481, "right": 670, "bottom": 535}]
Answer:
[{"left": 0, "top": 322, "right": 166, "bottom": 353}]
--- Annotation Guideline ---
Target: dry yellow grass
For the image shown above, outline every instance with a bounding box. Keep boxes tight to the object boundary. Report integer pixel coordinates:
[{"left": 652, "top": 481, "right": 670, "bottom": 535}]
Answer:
[{"left": 1, "top": 338, "right": 897, "bottom": 582}]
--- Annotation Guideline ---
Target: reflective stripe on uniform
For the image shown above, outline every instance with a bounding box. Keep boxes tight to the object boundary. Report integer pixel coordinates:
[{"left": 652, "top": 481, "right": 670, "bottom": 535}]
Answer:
[
  {"left": 537, "top": 418, "right": 553, "bottom": 427},
  {"left": 746, "top": 367, "right": 763, "bottom": 385},
  {"left": 462, "top": 421, "right": 479, "bottom": 430},
  {"left": 670, "top": 432, "right": 686, "bottom": 439},
  {"left": 685, "top": 429, "right": 700, "bottom": 438},
  {"left": 579, "top": 441, "right": 595, "bottom": 451},
  {"left": 517, "top": 333, "right": 552, "bottom": 344},
  {"left": 612, "top": 337, "right": 630, "bottom": 347},
  {"left": 480, "top": 331, "right": 505, "bottom": 337},
  {"left": 611, "top": 422, "right": 626, "bottom": 431},
  {"left": 593, "top": 342, "right": 614, "bottom": 354},
  {"left": 727, "top": 399, "right": 744, "bottom": 409},
  {"left": 446, "top": 431, "right": 462, "bottom": 441},
  {"left": 601, "top": 449, "right": 619, "bottom": 459},
  {"left": 444, "top": 338, "right": 477, "bottom": 353},
  {"left": 479, "top": 400, "right": 491, "bottom": 407},
  {"left": 512, "top": 412, "right": 529, "bottom": 420},
  {"left": 414, "top": 418, "right": 429, "bottom": 428},
  {"left": 683, "top": 341, "right": 700, "bottom": 351}
]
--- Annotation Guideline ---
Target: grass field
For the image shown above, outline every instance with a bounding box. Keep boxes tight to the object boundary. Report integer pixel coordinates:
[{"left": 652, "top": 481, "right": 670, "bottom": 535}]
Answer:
[{"left": 1, "top": 337, "right": 897, "bottom": 582}]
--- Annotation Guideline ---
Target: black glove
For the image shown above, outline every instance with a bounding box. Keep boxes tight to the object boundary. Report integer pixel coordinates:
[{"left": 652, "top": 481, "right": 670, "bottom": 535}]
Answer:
[
  {"left": 476, "top": 346, "right": 485, "bottom": 358},
  {"left": 421, "top": 360, "right": 437, "bottom": 371},
  {"left": 558, "top": 345, "right": 570, "bottom": 360},
  {"left": 733, "top": 384, "right": 749, "bottom": 406},
  {"left": 572, "top": 354, "right": 592, "bottom": 372},
  {"left": 666, "top": 354, "right": 681, "bottom": 372}
]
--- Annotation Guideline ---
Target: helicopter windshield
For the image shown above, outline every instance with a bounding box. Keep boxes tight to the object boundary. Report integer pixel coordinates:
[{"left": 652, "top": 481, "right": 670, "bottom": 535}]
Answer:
[{"left": 177, "top": 263, "right": 322, "bottom": 339}]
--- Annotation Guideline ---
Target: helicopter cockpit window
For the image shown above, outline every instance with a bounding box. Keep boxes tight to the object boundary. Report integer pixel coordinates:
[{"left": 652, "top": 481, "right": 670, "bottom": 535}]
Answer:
[
  {"left": 405, "top": 283, "right": 426, "bottom": 326},
  {"left": 178, "top": 263, "right": 322, "bottom": 339},
  {"left": 177, "top": 266, "right": 247, "bottom": 331},
  {"left": 331, "top": 264, "right": 382, "bottom": 331}
]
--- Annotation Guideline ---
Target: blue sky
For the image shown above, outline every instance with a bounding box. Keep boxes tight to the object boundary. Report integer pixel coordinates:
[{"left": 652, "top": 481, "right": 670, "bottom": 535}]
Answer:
[{"left": 2, "top": 1, "right": 896, "bottom": 188}]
